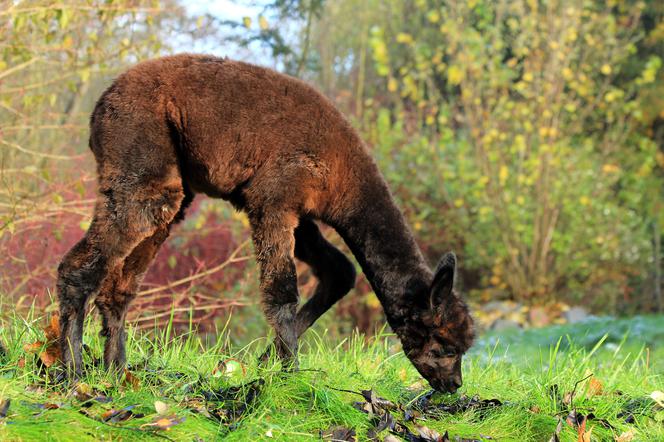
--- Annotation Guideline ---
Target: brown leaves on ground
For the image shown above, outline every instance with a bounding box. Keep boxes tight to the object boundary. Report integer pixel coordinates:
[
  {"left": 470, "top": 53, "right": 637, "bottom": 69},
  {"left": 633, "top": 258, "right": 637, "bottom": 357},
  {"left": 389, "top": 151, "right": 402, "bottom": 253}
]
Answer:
[
  {"left": 140, "top": 415, "right": 185, "bottom": 431},
  {"left": 322, "top": 426, "right": 356, "bottom": 441},
  {"left": 185, "top": 378, "right": 265, "bottom": 426},
  {"left": 123, "top": 368, "right": 140, "bottom": 391},
  {"left": 0, "top": 399, "right": 10, "bottom": 418},
  {"left": 22, "top": 315, "right": 61, "bottom": 368},
  {"left": 345, "top": 388, "right": 499, "bottom": 442}
]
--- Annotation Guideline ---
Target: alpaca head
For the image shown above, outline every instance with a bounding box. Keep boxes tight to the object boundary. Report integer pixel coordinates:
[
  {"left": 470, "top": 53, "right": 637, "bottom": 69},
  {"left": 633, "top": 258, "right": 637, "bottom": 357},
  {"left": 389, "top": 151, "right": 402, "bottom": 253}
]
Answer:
[{"left": 401, "top": 252, "right": 475, "bottom": 393}]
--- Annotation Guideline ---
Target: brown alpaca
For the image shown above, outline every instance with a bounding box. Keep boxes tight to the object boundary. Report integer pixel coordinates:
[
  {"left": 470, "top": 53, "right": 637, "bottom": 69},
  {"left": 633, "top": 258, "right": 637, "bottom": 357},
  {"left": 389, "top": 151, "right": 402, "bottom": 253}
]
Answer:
[{"left": 57, "top": 54, "right": 474, "bottom": 392}]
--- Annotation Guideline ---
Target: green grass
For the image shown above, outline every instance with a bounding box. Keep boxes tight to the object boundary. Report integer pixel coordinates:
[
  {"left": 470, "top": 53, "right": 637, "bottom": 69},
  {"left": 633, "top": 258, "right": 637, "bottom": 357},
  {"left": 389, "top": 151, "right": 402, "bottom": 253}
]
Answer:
[{"left": 0, "top": 312, "right": 662, "bottom": 441}]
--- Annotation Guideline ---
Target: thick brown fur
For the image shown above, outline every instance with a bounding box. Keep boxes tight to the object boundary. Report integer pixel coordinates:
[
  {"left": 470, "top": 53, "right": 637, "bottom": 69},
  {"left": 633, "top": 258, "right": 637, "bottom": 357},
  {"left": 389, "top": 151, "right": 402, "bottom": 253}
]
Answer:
[{"left": 57, "top": 54, "right": 474, "bottom": 391}]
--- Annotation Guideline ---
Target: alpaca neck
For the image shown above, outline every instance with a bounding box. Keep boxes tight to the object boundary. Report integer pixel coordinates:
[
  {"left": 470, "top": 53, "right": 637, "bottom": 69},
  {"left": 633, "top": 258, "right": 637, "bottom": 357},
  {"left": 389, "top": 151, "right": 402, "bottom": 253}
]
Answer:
[{"left": 333, "top": 168, "right": 432, "bottom": 330}]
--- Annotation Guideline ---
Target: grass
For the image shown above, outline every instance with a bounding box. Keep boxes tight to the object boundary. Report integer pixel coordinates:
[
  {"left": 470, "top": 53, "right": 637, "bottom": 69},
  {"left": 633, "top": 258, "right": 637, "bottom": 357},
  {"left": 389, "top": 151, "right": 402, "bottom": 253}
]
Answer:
[{"left": 0, "top": 311, "right": 662, "bottom": 441}]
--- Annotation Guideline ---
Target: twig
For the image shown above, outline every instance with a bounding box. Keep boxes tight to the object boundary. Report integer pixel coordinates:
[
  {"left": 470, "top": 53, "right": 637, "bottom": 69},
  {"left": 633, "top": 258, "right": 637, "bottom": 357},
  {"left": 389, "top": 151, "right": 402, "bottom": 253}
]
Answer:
[{"left": 137, "top": 240, "right": 252, "bottom": 296}]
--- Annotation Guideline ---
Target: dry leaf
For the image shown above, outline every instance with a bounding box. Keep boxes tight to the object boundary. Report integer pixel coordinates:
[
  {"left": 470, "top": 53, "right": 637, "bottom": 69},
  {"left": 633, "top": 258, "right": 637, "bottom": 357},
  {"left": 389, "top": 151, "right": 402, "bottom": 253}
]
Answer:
[
  {"left": 615, "top": 429, "right": 635, "bottom": 442},
  {"left": 141, "top": 416, "right": 185, "bottom": 430},
  {"left": 23, "top": 341, "right": 44, "bottom": 353},
  {"left": 0, "top": 399, "right": 10, "bottom": 418},
  {"left": 588, "top": 377, "right": 603, "bottom": 396},
  {"left": 265, "top": 428, "right": 273, "bottom": 438},
  {"left": 650, "top": 391, "right": 664, "bottom": 408},
  {"left": 102, "top": 405, "right": 137, "bottom": 423},
  {"left": 548, "top": 418, "right": 563, "bottom": 442},
  {"left": 416, "top": 425, "right": 442, "bottom": 441},
  {"left": 123, "top": 369, "right": 140, "bottom": 390},
  {"left": 154, "top": 400, "right": 168, "bottom": 415},
  {"left": 578, "top": 424, "right": 592, "bottom": 442},
  {"left": 17, "top": 358, "right": 25, "bottom": 368},
  {"left": 44, "top": 315, "right": 59, "bottom": 342},
  {"left": 23, "top": 315, "right": 62, "bottom": 367},
  {"left": 39, "top": 345, "right": 61, "bottom": 367}
]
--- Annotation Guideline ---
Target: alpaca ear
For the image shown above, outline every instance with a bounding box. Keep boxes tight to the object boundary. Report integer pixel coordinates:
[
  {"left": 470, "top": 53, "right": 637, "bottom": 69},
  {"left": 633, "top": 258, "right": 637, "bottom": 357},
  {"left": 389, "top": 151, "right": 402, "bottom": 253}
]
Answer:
[{"left": 430, "top": 252, "right": 456, "bottom": 309}]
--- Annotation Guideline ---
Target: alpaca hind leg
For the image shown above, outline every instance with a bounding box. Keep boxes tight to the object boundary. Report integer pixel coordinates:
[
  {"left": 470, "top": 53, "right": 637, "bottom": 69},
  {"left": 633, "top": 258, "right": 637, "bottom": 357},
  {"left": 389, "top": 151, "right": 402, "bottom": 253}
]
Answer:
[
  {"left": 95, "top": 226, "right": 171, "bottom": 371},
  {"left": 58, "top": 179, "right": 184, "bottom": 378}
]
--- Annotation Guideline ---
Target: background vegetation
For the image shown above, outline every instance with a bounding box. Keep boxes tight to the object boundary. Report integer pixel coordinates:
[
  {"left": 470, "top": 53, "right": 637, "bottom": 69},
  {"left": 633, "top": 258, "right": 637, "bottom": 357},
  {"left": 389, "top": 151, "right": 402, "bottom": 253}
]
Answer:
[{"left": 0, "top": 0, "right": 662, "bottom": 339}]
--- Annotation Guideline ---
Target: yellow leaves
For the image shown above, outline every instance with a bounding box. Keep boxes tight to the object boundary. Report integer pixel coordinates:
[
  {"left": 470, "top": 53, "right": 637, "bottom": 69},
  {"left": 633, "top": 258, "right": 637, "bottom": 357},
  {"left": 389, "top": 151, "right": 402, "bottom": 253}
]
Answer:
[
  {"left": 78, "top": 67, "right": 91, "bottom": 83},
  {"left": 396, "top": 33, "right": 414, "bottom": 44},
  {"left": 478, "top": 206, "right": 492, "bottom": 217},
  {"left": 447, "top": 65, "right": 464, "bottom": 85},
  {"left": 579, "top": 196, "right": 591, "bottom": 206},
  {"left": 62, "top": 35, "right": 74, "bottom": 49},
  {"left": 522, "top": 72, "right": 534, "bottom": 82},
  {"left": 454, "top": 198, "right": 464, "bottom": 208},
  {"left": 258, "top": 15, "right": 269, "bottom": 31},
  {"left": 565, "top": 28, "right": 578, "bottom": 43},
  {"left": 602, "top": 164, "right": 620, "bottom": 174},
  {"left": 79, "top": 219, "right": 91, "bottom": 232},
  {"left": 365, "top": 292, "right": 381, "bottom": 309},
  {"left": 242, "top": 16, "right": 251, "bottom": 28},
  {"left": 600, "top": 64, "right": 612, "bottom": 75},
  {"left": 499, "top": 165, "right": 509, "bottom": 185},
  {"left": 563, "top": 67, "right": 574, "bottom": 80},
  {"left": 387, "top": 77, "right": 398, "bottom": 92},
  {"left": 426, "top": 10, "right": 440, "bottom": 23}
]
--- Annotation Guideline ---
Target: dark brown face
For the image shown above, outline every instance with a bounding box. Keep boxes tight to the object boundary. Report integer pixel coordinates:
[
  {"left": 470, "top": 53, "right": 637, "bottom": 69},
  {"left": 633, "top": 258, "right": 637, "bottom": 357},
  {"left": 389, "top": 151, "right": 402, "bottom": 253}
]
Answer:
[{"left": 402, "top": 253, "right": 475, "bottom": 393}]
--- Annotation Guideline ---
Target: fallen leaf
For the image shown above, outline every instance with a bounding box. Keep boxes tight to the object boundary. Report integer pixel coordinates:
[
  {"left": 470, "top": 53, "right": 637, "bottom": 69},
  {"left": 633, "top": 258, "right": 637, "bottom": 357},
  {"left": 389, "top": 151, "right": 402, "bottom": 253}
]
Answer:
[
  {"left": 154, "top": 400, "right": 168, "bottom": 415},
  {"left": 578, "top": 424, "right": 592, "bottom": 442},
  {"left": 17, "top": 358, "right": 25, "bottom": 368},
  {"left": 73, "top": 383, "right": 93, "bottom": 401},
  {"left": 39, "top": 344, "right": 60, "bottom": 367},
  {"left": 548, "top": 418, "right": 563, "bottom": 442},
  {"left": 102, "top": 405, "right": 139, "bottom": 423},
  {"left": 651, "top": 391, "right": 664, "bottom": 408},
  {"left": 0, "top": 399, "right": 10, "bottom": 418},
  {"left": 123, "top": 369, "right": 140, "bottom": 390},
  {"left": 141, "top": 416, "right": 185, "bottom": 430},
  {"left": 615, "top": 429, "right": 636, "bottom": 442},
  {"left": 587, "top": 377, "right": 603, "bottom": 397},
  {"left": 44, "top": 315, "right": 59, "bottom": 342},
  {"left": 325, "top": 426, "right": 356, "bottom": 441},
  {"left": 23, "top": 341, "right": 44, "bottom": 353},
  {"left": 23, "top": 315, "right": 62, "bottom": 368},
  {"left": 265, "top": 428, "right": 273, "bottom": 438},
  {"left": 417, "top": 425, "right": 442, "bottom": 441}
]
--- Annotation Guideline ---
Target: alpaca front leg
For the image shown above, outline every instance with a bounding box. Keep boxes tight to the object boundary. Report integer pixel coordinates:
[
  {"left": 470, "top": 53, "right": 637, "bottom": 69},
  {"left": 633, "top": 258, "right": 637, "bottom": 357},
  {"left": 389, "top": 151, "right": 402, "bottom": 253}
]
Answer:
[{"left": 251, "top": 212, "right": 300, "bottom": 369}]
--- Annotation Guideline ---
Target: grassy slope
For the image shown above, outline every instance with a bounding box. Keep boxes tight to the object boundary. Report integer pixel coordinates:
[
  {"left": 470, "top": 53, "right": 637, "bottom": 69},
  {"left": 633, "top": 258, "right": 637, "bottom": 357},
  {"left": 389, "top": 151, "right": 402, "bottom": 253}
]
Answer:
[{"left": 0, "top": 313, "right": 662, "bottom": 442}]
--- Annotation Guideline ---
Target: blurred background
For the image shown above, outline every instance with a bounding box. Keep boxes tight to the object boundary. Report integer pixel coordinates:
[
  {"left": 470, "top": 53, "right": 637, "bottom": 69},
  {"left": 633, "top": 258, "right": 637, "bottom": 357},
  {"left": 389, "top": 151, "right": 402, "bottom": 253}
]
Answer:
[{"left": 0, "top": 0, "right": 662, "bottom": 344}]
